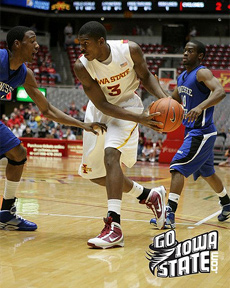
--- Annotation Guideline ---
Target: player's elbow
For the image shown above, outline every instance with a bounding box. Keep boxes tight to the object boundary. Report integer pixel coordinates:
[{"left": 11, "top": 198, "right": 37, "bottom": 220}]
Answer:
[
  {"left": 40, "top": 102, "right": 51, "bottom": 118},
  {"left": 218, "top": 88, "right": 226, "bottom": 101}
]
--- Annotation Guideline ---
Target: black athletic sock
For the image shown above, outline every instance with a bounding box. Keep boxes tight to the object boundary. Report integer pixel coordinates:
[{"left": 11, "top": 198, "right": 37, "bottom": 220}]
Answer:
[
  {"left": 137, "top": 187, "right": 151, "bottom": 202},
  {"left": 219, "top": 194, "right": 230, "bottom": 206},
  {"left": 107, "top": 211, "right": 120, "bottom": 224},
  {"left": 167, "top": 199, "right": 178, "bottom": 213},
  {"left": 1, "top": 198, "right": 16, "bottom": 211}
]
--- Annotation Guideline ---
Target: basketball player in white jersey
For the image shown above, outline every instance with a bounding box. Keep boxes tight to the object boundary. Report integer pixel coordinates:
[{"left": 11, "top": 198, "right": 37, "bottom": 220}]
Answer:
[{"left": 74, "top": 21, "right": 168, "bottom": 249}]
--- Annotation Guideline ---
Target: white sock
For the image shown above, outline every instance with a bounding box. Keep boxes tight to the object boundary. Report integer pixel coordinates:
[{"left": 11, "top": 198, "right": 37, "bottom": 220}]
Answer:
[
  {"left": 128, "top": 181, "right": 144, "bottom": 198},
  {"left": 108, "top": 199, "right": 121, "bottom": 215},
  {"left": 217, "top": 188, "right": 227, "bottom": 197},
  {"left": 3, "top": 179, "right": 20, "bottom": 200},
  {"left": 168, "top": 192, "right": 180, "bottom": 204}
]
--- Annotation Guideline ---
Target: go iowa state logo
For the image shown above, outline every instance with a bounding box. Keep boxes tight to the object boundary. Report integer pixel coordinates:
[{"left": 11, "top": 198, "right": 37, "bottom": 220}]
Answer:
[{"left": 146, "top": 230, "right": 218, "bottom": 278}]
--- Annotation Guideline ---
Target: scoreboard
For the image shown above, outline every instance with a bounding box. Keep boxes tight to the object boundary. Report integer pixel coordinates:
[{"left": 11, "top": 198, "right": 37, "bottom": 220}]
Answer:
[{"left": 1, "top": 0, "right": 230, "bottom": 13}]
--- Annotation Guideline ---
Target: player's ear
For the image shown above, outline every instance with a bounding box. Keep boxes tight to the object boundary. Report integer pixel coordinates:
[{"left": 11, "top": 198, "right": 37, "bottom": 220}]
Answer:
[
  {"left": 98, "top": 37, "right": 105, "bottom": 46},
  {"left": 14, "top": 39, "right": 21, "bottom": 49},
  {"left": 198, "top": 52, "right": 204, "bottom": 61}
]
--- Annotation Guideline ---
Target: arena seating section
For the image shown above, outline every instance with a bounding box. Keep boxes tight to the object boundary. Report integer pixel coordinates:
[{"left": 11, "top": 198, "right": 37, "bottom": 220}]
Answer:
[
  {"left": 0, "top": 41, "right": 56, "bottom": 87},
  {"left": 66, "top": 43, "right": 230, "bottom": 83}
]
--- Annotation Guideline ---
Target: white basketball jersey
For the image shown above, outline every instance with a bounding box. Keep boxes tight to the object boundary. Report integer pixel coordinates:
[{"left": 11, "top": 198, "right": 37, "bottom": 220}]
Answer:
[{"left": 79, "top": 40, "right": 143, "bottom": 109}]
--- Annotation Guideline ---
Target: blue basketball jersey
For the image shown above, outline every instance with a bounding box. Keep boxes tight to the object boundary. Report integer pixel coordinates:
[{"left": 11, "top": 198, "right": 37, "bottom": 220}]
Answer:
[
  {"left": 178, "top": 65, "right": 214, "bottom": 129},
  {"left": 0, "top": 49, "right": 27, "bottom": 97}
]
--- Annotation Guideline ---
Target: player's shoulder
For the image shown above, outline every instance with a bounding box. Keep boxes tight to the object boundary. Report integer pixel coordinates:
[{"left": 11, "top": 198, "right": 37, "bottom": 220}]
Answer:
[
  {"left": 0, "top": 48, "right": 7, "bottom": 60},
  {"left": 74, "top": 58, "right": 85, "bottom": 70},
  {"left": 196, "top": 66, "right": 213, "bottom": 80},
  {"left": 127, "top": 41, "right": 142, "bottom": 58},
  {"left": 128, "top": 40, "right": 140, "bottom": 50}
]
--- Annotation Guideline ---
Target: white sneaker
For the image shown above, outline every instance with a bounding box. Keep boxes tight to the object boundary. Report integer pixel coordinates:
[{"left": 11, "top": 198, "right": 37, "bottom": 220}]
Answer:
[
  {"left": 87, "top": 217, "right": 124, "bottom": 249},
  {"left": 140, "top": 186, "right": 166, "bottom": 229}
]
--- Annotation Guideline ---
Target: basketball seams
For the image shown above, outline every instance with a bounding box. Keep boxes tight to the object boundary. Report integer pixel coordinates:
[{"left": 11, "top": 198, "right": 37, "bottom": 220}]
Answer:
[
  {"left": 168, "top": 99, "right": 180, "bottom": 132},
  {"left": 164, "top": 98, "right": 171, "bottom": 131},
  {"left": 167, "top": 100, "right": 184, "bottom": 132},
  {"left": 157, "top": 99, "right": 167, "bottom": 129},
  {"left": 149, "top": 98, "right": 183, "bottom": 132}
]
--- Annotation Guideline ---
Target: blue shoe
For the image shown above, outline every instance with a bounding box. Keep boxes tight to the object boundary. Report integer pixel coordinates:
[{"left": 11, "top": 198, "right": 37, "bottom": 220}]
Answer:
[
  {"left": 0, "top": 206, "right": 37, "bottom": 231},
  {"left": 218, "top": 203, "right": 230, "bottom": 222},
  {"left": 150, "top": 206, "right": 175, "bottom": 229}
]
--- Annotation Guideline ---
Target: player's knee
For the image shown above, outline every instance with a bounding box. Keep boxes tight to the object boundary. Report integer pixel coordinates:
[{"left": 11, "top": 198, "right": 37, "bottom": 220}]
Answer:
[
  {"left": 104, "top": 148, "right": 121, "bottom": 167},
  {"left": 6, "top": 145, "right": 27, "bottom": 165}
]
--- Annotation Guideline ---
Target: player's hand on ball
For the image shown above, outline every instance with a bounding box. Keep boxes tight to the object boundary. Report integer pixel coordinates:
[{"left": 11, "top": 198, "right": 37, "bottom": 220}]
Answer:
[{"left": 139, "top": 108, "right": 164, "bottom": 132}]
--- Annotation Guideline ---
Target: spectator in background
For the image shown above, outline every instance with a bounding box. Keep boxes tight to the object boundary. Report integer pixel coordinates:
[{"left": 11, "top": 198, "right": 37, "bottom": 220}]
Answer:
[
  {"left": 189, "top": 26, "right": 197, "bottom": 38},
  {"left": 64, "top": 33, "right": 76, "bottom": 49},
  {"left": 80, "top": 102, "right": 88, "bottom": 120},
  {"left": 22, "top": 125, "right": 34, "bottom": 137},
  {"left": 219, "top": 149, "right": 230, "bottom": 167},
  {"left": 46, "top": 119, "right": 56, "bottom": 130},
  {"left": 68, "top": 101, "right": 80, "bottom": 119},
  {"left": 151, "top": 137, "right": 163, "bottom": 163},
  {"left": 1, "top": 114, "right": 9, "bottom": 126},
  {"left": 37, "top": 119, "right": 49, "bottom": 138},
  {"left": 56, "top": 124, "right": 63, "bottom": 139},
  {"left": 27, "top": 116, "right": 38, "bottom": 132},
  {"left": 48, "top": 127, "right": 59, "bottom": 139},
  {"left": 39, "top": 61, "right": 48, "bottom": 76},
  {"left": 146, "top": 25, "right": 153, "bottom": 36},
  {"left": 23, "top": 107, "right": 31, "bottom": 122},
  {"left": 137, "top": 131, "right": 146, "bottom": 160},
  {"left": 34, "top": 111, "right": 42, "bottom": 126},
  {"left": 12, "top": 123, "right": 23, "bottom": 138},
  {"left": 7, "top": 113, "right": 21, "bottom": 129},
  {"left": 47, "top": 63, "right": 61, "bottom": 83},
  {"left": 141, "top": 137, "right": 154, "bottom": 162},
  {"left": 19, "top": 104, "right": 25, "bottom": 116},
  {"left": 64, "top": 22, "right": 73, "bottom": 36},
  {"left": 37, "top": 55, "right": 44, "bottom": 67},
  {"left": 15, "top": 110, "right": 24, "bottom": 125},
  {"left": 44, "top": 54, "right": 52, "bottom": 67},
  {"left": 63, "top": 128, "right": 76, "bottom": 140}
]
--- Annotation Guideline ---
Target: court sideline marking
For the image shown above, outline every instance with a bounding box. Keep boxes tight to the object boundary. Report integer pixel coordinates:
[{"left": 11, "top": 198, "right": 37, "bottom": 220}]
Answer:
[{"left": 187, "top": 210, "right": 222, "bottom": 229}]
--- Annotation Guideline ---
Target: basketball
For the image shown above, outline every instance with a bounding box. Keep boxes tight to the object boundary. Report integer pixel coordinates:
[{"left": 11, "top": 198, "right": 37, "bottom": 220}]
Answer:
[{"left": 149, "top": 98, "right": 184, "bottom": 132}]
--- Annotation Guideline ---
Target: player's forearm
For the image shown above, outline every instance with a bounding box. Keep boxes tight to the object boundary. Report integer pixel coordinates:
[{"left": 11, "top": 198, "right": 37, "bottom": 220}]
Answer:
[
  {"left": 96, "top": 101, "right": 141, "bottom": 123},
  {"left": 198, "top": 89, "right": 226, "bottom": 110},
  {"left": 141, "top": 74, "right": 169, "bottom": 99},
  {"left": 43, "top": 104, "right": 84, "bottom": 128}
]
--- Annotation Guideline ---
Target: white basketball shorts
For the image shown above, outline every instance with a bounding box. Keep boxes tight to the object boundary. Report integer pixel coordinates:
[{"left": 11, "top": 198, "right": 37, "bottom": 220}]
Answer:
[{"left": 78, "top": 101, "right": 143, "bottom": 179}]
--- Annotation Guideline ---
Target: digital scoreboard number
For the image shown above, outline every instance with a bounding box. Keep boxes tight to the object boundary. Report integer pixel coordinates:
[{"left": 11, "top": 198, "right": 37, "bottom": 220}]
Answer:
[
  {"left": 127, "top": 1, "right": 152, "bottom": 11},
  {"left": 73, "top": 1, "right": 96, "bottom": 11},
  {"left": 102, "top": 2, "right": 122, "bottom": 12}
]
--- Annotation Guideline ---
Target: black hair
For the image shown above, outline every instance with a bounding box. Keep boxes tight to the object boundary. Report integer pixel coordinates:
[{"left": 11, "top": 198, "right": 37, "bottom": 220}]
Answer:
[
  {"left": 189, "top": 40, "right": 206, "bottom": 59},
  {"left": 78, "top": 21, "right": 107, "bottom": 41},
  {"left": 6, "top": 26, "right": 31, "bottom": 51}
]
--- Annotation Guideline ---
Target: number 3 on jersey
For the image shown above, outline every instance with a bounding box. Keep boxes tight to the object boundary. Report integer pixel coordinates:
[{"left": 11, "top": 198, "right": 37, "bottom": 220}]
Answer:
[{"left": 107, "top": 84, "right": 121, "bottom": 96}]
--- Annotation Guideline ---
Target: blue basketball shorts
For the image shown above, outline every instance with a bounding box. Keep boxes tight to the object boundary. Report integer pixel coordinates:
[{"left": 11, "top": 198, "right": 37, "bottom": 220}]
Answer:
[
  {"left": 170, "top": 128, "right": 217, "bottom": 181},
  {"left": 0, "top": 122, "right": 21, "bottom": 158}
]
